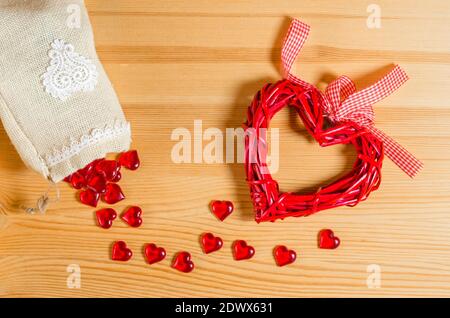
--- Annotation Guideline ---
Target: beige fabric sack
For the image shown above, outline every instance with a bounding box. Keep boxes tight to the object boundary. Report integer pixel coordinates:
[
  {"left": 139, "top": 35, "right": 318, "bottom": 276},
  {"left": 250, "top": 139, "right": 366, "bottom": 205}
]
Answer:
[{"left": 0, "top": 0, "right": 131, "bottom": 182}]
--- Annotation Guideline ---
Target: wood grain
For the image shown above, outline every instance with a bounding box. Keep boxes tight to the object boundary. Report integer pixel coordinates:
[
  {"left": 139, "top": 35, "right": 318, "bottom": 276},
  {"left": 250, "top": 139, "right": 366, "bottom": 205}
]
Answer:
[{"left": 1, "top": 0, "right": 450, "bottom": 297}]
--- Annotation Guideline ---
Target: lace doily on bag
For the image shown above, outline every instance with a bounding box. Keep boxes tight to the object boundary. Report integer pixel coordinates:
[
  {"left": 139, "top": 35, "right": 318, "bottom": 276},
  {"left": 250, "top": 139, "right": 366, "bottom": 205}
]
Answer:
[{"left": 42, "top": 39, "right": 98, "bottom": 101}]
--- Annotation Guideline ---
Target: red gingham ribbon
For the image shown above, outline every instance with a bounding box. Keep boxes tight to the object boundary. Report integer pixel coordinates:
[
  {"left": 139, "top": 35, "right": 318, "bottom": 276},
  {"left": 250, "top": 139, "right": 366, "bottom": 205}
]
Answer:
[
  {"left": 281, "top": 20, "right": 313, "bottom": 90},
  {"left": 281, "top": 19, "right": 423, "bottom": 177}
]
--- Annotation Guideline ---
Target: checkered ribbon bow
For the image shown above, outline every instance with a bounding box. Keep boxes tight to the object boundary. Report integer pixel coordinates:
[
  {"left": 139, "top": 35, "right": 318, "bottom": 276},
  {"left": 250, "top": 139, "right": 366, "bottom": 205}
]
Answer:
[{"left": 281, "top": 19, "right": 423, "bottom": 178}]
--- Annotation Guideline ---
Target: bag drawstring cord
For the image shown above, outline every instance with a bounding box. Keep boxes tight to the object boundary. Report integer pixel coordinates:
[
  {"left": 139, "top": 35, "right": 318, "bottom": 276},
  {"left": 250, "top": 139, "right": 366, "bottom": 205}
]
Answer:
[{"left": 21, "top": 181, "right": 60, "bottom": 214}]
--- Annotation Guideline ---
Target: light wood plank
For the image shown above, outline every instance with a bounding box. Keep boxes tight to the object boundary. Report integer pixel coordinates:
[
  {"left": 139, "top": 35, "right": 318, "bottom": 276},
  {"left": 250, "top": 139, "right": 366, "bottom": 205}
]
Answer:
[{"left": 0, "top": 0, "right": 449, "bottom": 297}]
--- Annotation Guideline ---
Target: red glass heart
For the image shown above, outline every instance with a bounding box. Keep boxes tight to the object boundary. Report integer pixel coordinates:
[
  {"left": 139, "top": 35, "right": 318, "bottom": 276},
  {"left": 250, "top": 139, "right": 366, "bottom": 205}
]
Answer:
[
  {"left": 201, "top": 232, "right": 223, "bottom": 254},
  {"left": 172, "top": 252, "right": 194, "bottom": 273},
  {"left": 210, "top": 200, "right": 234, "bottom": 221},
  {"left": 111, "top": 171, "right": 122, "bottom": 183},
  {"left": 86, "top": 173, "right": 107, "bottom": 194},
  {"left": 119, "top": 150, "right": 140, "bottom": 171},
  {"left": 319, "top": 229, "right": 340, "bottom": 249},
  {"left": 144, "top": 243, "right": 166, "bottom": 264},
  {"left": 121, "top": 206, "right": 143, "bottom": 228},
  {"left": 95, "top": 208, "right": 117, "bottom": 229},
  {"left": 80, "top": 158, "right": 103, "bottom": 178},
  {"left": 79, "top": 189, "right": 100, "bottom": 207},
  {"left": 103, "top": 183, "right": 125, "bottom": 204},
  {"left": 233, "top": 240, "right": 255, "bottom": 261},
  {"left": 111, "top": 241, "right": 133, "bottom": 261},
  {"left": 274, "top": 245, "right": 297, "bottom": 266},
  {"left": 69, "top": 172, "right": 86, "bottom": 189},
  {"left": 96, "top": 159, "right": 120, "bottom": 181}
]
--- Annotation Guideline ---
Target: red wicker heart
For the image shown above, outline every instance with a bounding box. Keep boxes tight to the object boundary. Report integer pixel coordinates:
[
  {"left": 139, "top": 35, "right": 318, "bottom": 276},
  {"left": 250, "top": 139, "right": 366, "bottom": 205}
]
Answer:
[{"left": 244, "top": 79, "right": 383, "bottom": 223}]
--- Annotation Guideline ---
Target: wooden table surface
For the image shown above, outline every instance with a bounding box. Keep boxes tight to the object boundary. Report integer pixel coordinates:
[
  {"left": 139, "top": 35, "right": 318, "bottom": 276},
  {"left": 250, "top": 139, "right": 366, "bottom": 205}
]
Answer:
[{"left": 1, "top": 0, "right": 449, "bottom": 298}]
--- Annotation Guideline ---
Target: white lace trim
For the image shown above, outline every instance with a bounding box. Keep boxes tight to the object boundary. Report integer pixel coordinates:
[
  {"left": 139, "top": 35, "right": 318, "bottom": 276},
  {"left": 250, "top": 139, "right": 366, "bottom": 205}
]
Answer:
[
  {"left": 42, "top": 39, "right": 98, "bottom": 101},
  {"left": 44, "top": 122, "right": 131, "bottom": 167}
]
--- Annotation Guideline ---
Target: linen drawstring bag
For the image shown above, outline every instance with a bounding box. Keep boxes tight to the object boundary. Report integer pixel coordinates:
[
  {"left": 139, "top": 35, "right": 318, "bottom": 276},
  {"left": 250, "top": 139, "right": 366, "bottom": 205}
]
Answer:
[{"left": 0, "top": 0, "right": 131, "bottom": 188}]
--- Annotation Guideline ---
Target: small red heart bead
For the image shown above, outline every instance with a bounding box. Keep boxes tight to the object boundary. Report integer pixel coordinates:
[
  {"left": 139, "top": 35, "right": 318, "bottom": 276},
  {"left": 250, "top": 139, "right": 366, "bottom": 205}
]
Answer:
[
  {"left": 95, "top": 208, "right": 117, "bottom": 229},
  {"left": 274, "top": 245, "right": 297, "bottom": 266},
  {"left": 319, "top": 229, "right": 340, "bottom": 249},
  {"left": 110, "top": 171, "right": 122, "bottom": 183},
  {"left": 172, "top": 252, "right": 194, "bottom": 273},
  {"left": 121, "top": 206, "right": 143, "bottom": 227},
  {"left": 95, "top": 159, "right": 121, "bottom": 181},
  {"left": 144, "top": 243, "right": 166, "bottom": 264},
  {"left": 233, "top": 240, "right": 255, "bottom": 261},
  {"left": 112, "top": 241, "right": 133, "bottom": 261},
  {"left": 201, "top": 232, "right": 223, "bottom": 254},
  {"left": 70, "top": 172, "right": 86, "bottom": 189},
  {"left": 103, "top": 183, "right": 125, "bottom": 205},
  {"left": 80, "top": 159, "right": 103, "bottom": 178},
  {"left": 210, "top": 200, "right": 234, "bottom": 221},
  {"left": 79, "top": 188, "right": 100, "bottom": 207},
  {"left": 119, "top": 150, "right": 140, "bottom": 171},
  {"left": 87, "top": 173, "right": 107, "bottom": 194}
]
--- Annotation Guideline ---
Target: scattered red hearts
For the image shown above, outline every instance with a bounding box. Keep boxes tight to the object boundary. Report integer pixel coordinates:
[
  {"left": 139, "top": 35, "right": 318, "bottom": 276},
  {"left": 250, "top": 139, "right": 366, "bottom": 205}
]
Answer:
[
  {"left": 96, "top": 208, "right": 117, "bottom": 229},
  {"left": 319, "top": 229, "right": 340, "bottom": 249},
  {"left": 64, "top": 152, "right": 140, "bottom": 207},
  {"left": 210, "top": 200, "right": 234, "bottom": 221},
  {"left": 103, "top": 183, "right": 125, "bottom": 204},
  {"left": 233, "top": 240, "right": 255, "bottom": 261},
  {"left": 201, "top": 232, "right": 223, "bottom": 254},
  {"left": 144, "top": 243, "right": 166, "bottom": 264},
  {"left": 121, "top": 206, "right": 143, "bottom": 228},
  {"left": 69, "top": 151, "right": 345, "bottom": 270},
  {"left": 79, "top": 188, "right": 100, "bottom": 207},
  {"left": 119, "top": 150, "right": 140, "bottom": 171},
  {"left": 112, "top": 241, "right": 133, "bottom": 261},
  {"left": 274, "top": 245, "right": 297, "bottom": 267},
  {"left": 172, "top": 252, "right": 194, "bottom": 273}
]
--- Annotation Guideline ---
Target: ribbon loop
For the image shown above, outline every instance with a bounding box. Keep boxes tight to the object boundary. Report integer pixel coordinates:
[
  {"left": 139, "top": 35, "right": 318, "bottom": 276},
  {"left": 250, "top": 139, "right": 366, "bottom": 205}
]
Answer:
[
  {"left": 323, "top": 75, "right": 369, "bottom": 125},
  {"left": 280, "top": 18, "right": 423, "bottom": 177},
  {"left": 281, "top": 19, "right": 312, "bottom": 89},
  {"left": 325, "top": 75, "right": 356, "bottom": 105},
  {"left": 324, "top": 76, "right": 374, "bottom": 127}
]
